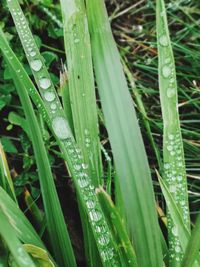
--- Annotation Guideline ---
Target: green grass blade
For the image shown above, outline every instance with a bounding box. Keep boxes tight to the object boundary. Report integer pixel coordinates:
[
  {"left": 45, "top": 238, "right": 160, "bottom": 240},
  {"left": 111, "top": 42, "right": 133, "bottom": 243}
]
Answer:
[
  {"left": 96, "top": 187, "right": 138, "bottom": 267},
  {"left": 158, "top": 174, "right": 190, "bottom": 250},
  {"left": 0, "top": 141, "right": 17, "bottom": 202},
  {"left": 0, "top": 21, "right": 120, "bottom": 267},
  {"left": 86, "top": 1, "right": 163, "bottom": 266},
  {"left": 0, "top": 29, "right": 76, "bottom": 267},
  {"left": 0, "top": 207, "right": 36, "bottom": 267},
  {"left": 0, "top": 186, "right": 45, "bottom": 248},
  {"left": 60, "top": 0, "right": 102, "bottom": 185},
  {"left": 182, "top": 214, "right": 200, "bottom": 267},
  {"left": 156, "top": 0, "right": 190, "bottom": 264}
]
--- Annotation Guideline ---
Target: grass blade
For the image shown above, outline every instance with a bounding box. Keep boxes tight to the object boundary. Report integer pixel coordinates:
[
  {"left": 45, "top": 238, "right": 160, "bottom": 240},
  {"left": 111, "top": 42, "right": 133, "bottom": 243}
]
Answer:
[
  {"left": 96, "top": 187, "right": 138, "bottom": 267},
  {"left": 182, "top": 214, "right": 200, "bottom": 267},
  {"left": 86, "top": 1, "right": 163, "bottom": 266},
  {"left": 60, "top": 0, "right": 102, "bottom": 185},
  {"left": 156, "top": 0, "right": 190, "bottom": 264},
  {"left": 1, "top": 8, "right": 120, "bottom": 264},
  {"left": 0, "top": 206, "right": 36, "bottom": 267},
  {"left": 0, "top": 141, "right": 17, "bottom": 202},
  {"left": 0, "top": 29, "right": 76, "bottom": 267}
]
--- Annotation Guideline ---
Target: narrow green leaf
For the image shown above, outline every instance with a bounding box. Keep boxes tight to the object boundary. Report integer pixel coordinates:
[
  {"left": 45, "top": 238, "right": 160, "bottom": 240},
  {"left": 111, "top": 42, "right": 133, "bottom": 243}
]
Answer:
[
  {"left": 0, "top": 200, "right": 36, "bottom": 267},
  {"left": 96, "top": 187, "right": 138, "bottom": 267},
  {"left": 0, "top": 29, "right": 76, "bottom": 267},
  {"left": 182, "top": 214, "right": 200, "bottom": 267},
  {"left": 0, "top": 12, "right": 120, "bottom": 266},
  {"left": 156, "top": 0, "right": 190, "bottom": 264},
  {"left": 0, "top": 141, "right": 17, "bottom": 202},
  {"left": 60, "top": 0, "right": 102, "bottom": 185},
  {"left": 86, "top": 1, "right": 163, "bottom": 266}
]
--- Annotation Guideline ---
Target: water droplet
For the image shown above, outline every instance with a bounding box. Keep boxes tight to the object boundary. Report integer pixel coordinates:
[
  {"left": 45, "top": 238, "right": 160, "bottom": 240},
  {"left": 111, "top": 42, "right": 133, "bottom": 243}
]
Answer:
[
  {"left": 44, "top": 92, "right": 56, "bottom": 102},
  {"left": 167, "top": 145, "right": 173, "bottom": 151},
  {"left": 50, "top": 103, "right": 57, "bottom": 110},
  {"left": 52, "top": 117, "right": 71, "bottom": 139},
  {"left": 86, "top": 200, "right": 95, "bottom": 209},
  {"left": 159, "top": 35, "right": 168, "bottom": 46},
  {"left": 162, "top": 65, "right": 172, "bottom": 78},
  {"left": 175, "top": 245, "right": 181, "bottom": 253},
  {"left": 74, "top": 38, "right": 80, "bottom": 43},
  {"left": 78, "top": 177, "right": 89, "bottom": 188},
  {"left": 89, "top": 209, "right": 102, "bottom": 222},
  {"left": 165, "top": 57, "right": 171, "bottom": 64},
  {"left": 30, "top": 59, "right": 42, "bottom": 72},
  {"left": 74, "top": 164, "right": 81, "bottom": 171},
  {"left": 39, "top": 78, "right": 51, "bottom": 89},
  {"left": 164, "top": 163, "right": 170, "bottom": 169},
  {"left": 98, "top": 235, "right": 110, "bottom": 246},
  {"left": 167, "top": 87, "right": 175, "bottom": 98},
  {"left": 172, "top": 226, "right": 178, "bottom": 236}
]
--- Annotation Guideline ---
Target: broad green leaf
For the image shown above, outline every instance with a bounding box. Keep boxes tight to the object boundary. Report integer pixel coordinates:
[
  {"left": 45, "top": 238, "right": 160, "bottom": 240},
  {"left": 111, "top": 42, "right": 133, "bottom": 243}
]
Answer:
[{"left": 86, "top": 1, "right": 163, "bottom": 266}]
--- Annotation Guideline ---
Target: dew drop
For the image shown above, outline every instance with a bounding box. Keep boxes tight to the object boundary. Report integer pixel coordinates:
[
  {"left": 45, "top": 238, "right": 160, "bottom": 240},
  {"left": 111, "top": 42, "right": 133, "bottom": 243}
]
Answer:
[
  {"left": 172, "top": 226, "right": 178, "bottom": 236},
  {"left": 74, "top": 38, "right": 80, "bottom": 43},
  {"left": 98, "top": 235, "right": 110, "bottom": 246},
  {"left": 167, "top": 88, "right": 175, "bottom": 98},
  {"left": 30, "top": 59, "right": 42, "bottom": 72},
  {"left": 78, "top": 177, "right": 89, "bottom": 188},
  {"left": 159, "top": 35, "right": 168, "bottom": 46},
  {"left": 52, "top": 117, "right": 71, "bottom": 139},
  {"left": 89, "top": 209, "right": 102, "bottom": 222},
  {"left": 39, "top": 78, "right": 51, "bottom": 89},
  {"left": 50, "top": 103, "right": 57, "bottom": 110},
  {"left": 86, "top": 200, "right": 95, "bottom": 209},
  {"left": 44, "top": 92, "right": 56, "bottom": 102},
  {"left": 162, "top": 65, "right": 172, "bottom": 78}
]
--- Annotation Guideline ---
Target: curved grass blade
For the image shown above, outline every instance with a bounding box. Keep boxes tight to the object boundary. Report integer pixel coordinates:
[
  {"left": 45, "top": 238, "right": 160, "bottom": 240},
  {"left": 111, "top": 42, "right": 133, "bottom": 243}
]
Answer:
[
  {"left": 96, "top": 187, "right": 138, "bottom": 267},
  {"left": 182, "top": 214, "right": 200, "bottom": 267},
  {"left": 156, "top": 0, "right": 190, "bottom": 264},
  {"left": 0, "top": 22, "right": 120, "bottom": 267},
  {"left": 60, "top": 0, "right": 102, "bottom": 185},
  {"left": 0, "top": 141, "right": 17, "bottom": 202},
  {"left": 0, "top": 186, "right": 45, "bottom": 248},
  {"left": 0, "top": 201, "right": 36, "bottom": 267},
  {"left": 86, "top": 1, "right": 163, "bottom": 266},
  {"left": 0, "top": 29, "right": 76, "bottom": 267}
]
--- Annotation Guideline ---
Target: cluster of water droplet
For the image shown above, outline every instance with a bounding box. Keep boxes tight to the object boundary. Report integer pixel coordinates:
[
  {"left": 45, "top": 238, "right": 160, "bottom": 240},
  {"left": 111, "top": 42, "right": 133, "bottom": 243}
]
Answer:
[
  {"left": 164, "top": 131, "right": 189, "bottom": 262},
  {"left": 63, "top": 138, "right": 118, "bottom": 265},
  {"left": 7, "top": 3, "right": 73, "bottom": 140},
  {"left": 159, "top": 32, "right": 176, "bottom": 99}
]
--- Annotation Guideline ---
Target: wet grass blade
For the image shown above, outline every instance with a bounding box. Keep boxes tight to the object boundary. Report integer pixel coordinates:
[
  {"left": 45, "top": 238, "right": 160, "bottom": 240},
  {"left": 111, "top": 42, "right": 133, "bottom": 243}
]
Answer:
[
  {"left": 182, "top": 214, "right": 200, "bottom": 267},
  {"left": 0, "top": 29, "right": 76, "bottom": 267},
  {"left": 156, "top": 0, "right": 190, "bottom": 264},
  {"left": 1, "top": 3, "right": 120, "bottom": 262},
  {"left": 60, "top": 0, "right": 102, "bottom": 185},
  {"left": 86, "top": 1, "right": 163, "bottom": 266},
  {"left": 96, "top": 187, "right": 138, "bottom": 267}
]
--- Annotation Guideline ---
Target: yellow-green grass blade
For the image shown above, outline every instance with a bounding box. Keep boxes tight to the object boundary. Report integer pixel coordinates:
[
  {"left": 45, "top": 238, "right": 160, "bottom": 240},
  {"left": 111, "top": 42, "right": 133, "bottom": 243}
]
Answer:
[
  {"left": 0, "top": 186, "right": 45, "bottom": 248},
  {"left": 96, "top": 187, "right": 138, "bottom": 267},
  {"left": 0, "top": 206, "right": 36, "bottom": 267},
  {"left": 86, "top": 1, "right": 163, "bottom": 266},
  {"left": 0, "top": 25, "right": 120, "bottom": 267},
  {"left": 60, "top": 0, "right": 102, "bottom": 186},
  {"left": 182, "top": 214, "right": 200, "bottom": 267},
  {"left": 0, "top": 30, "right": 76, "bottom": 267},
  {"left": 0, "top": 141, "right": 17, "bottom": 202},
  {"left": 156, "top": 0, "right": 190, "bottom": 265}
]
